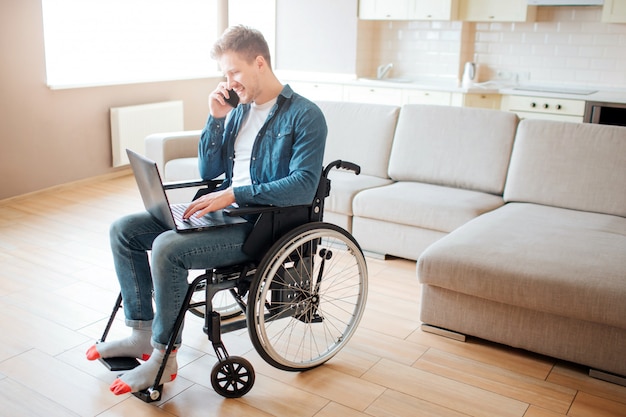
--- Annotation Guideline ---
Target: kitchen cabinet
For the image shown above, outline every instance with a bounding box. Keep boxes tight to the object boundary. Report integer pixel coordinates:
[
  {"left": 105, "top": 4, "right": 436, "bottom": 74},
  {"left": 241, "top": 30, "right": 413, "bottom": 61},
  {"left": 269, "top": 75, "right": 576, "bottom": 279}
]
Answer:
[
  {"left": 358, "top": 0, "right": 410, "bottom": 20},
  {"left": 458, "top": 0, "right": 536, "bottom": 22},
  {"left": 409, "top": 0, "right": 459, "bottom": 20},
  {"left": 501, "top": 95, "right": 585, "bottom": 123},
  {"left": 454, "top": 93, "right": 502, "bottom": 109},
  {"left": 344, "top": 85, "right": 404, "bottom": 105},
  {"left": 290, "top": 80, "right": 502, "bottom": 110},
  {"left": 403, "top": 89, "right": 452, "bottom": 105},
  {"left": 602, "top": 0, "right": 626, "bottom": 23},
  {"left": 289, "top": 81, "right": 344, "bottom": 101},
  {"left": 360, "top": 0, "right": 458, "bottom": 20}
]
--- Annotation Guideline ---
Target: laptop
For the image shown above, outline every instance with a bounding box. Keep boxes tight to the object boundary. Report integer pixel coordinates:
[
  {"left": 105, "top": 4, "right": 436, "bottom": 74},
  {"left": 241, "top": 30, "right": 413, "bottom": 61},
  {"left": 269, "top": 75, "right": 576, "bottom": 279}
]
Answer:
[{"left": 126, "top": 149, "right": 247, "bottom": 232}]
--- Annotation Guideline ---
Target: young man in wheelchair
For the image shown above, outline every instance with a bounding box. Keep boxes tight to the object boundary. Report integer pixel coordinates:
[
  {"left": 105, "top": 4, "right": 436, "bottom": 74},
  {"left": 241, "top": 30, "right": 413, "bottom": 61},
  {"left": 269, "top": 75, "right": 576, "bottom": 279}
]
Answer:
[{"left": 86, "top": 25, "right": 328, "bottom": 396}]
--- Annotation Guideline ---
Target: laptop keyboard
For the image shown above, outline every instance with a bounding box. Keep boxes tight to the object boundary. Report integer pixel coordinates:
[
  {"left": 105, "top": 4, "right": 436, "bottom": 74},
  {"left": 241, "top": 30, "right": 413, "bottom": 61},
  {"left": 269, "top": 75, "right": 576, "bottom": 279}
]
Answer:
[{"left": 170, "top": 203, "right": 212, "bottom": 227}]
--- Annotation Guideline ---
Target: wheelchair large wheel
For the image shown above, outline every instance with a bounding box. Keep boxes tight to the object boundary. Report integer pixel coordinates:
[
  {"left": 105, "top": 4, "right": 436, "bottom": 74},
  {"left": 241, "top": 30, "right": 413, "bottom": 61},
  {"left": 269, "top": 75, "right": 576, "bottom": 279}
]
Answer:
[{"left": 247, "top": 222, "right": 368, "bottom": 371}]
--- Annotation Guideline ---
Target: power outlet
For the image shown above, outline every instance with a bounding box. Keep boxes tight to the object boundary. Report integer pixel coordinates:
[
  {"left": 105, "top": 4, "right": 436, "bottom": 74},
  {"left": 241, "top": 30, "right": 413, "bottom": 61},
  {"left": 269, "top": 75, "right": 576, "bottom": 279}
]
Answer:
[
  {"left": 495, "top": 70, "right": 531, "bottom": 83},
  {"left": 496, "top": 70, "right": 514, "bottom": 80}
]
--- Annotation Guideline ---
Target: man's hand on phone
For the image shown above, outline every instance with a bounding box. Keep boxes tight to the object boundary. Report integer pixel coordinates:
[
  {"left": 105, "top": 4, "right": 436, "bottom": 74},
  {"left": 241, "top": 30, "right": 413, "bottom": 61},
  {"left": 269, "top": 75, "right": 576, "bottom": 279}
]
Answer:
[{"left": 209, "top": 83, "right": 239, "bottom": 118}]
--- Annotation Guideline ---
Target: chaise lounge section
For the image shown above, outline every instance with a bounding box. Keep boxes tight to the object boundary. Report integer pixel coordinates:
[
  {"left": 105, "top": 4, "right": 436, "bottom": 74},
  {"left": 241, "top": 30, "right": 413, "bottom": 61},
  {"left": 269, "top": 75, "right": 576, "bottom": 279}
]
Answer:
[{"left": 417, "top": 119, "right": 626, "bottom": 381}]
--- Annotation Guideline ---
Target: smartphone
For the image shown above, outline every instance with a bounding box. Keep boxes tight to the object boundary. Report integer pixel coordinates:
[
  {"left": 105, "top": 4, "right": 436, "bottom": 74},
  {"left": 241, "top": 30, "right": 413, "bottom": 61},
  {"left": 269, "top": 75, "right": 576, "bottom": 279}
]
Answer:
[{"left": 224, "top": 89, "right": 240, "bottom": 107}]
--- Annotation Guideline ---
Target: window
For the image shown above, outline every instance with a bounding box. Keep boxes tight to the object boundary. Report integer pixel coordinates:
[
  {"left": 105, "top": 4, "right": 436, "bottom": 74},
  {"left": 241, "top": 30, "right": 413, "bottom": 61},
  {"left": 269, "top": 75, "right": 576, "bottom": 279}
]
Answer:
[{"left": 41, "top": 0, "right": 220, "bottom": 89}]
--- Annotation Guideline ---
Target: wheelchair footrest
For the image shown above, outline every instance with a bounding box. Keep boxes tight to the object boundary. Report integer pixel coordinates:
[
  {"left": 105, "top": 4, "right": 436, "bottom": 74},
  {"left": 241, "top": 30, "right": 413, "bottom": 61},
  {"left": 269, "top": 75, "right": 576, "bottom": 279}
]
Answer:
[
  {"left": 99, "top": 356, "right": 140, "bottom": 372},
  {"left": 133, "top": 384, "right": 163, "bottom": 403}
]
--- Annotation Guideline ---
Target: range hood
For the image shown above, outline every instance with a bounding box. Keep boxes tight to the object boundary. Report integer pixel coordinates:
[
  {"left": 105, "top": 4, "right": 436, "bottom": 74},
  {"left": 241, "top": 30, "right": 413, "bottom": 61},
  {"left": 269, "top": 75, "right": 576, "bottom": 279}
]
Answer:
[{"left": 527, "top": 0, "right": 603, "bottom": 5}]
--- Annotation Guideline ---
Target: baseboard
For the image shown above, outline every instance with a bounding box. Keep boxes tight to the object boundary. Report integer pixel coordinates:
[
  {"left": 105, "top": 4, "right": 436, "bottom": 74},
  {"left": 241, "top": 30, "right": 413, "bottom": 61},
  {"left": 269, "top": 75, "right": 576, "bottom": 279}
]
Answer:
[{"left": 0, "top": 168, "right": 132, "bottom": 206}]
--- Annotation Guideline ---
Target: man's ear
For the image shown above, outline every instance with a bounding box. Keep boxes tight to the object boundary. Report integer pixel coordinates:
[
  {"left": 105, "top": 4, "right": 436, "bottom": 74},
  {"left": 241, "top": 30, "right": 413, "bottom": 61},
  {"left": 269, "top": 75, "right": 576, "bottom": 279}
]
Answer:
[{"left": 255, "top": 55, "right": 266, "bottom": 71}]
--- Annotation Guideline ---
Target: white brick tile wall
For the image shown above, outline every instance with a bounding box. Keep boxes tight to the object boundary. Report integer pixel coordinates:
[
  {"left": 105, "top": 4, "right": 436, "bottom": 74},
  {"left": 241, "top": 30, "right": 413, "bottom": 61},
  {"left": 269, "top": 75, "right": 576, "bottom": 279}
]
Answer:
[{"left": 358, "top": 6, "right": 626, "bottom": 88}]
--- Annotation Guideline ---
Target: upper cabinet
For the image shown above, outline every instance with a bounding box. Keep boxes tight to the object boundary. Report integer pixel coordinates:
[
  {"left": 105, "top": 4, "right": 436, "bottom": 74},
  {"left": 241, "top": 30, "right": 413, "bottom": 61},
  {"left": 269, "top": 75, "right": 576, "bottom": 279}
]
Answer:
[
  {"left": 359, "top": 0, "right": 458, "bottom": 20},
  {"left": 359, "top": 0, "right": 619, "bottom": 22},
  {"left": 602, "top": 0, "right": 626, "bottom": 23},
  {"left": 359, "top": 0, "right": 410, "bottom": 20},
  {"left": 410, "top": 0, "right": 459, "bottom": 20},
  {"left": 458, "top": 0, "right": 536, "bottom": 22}
]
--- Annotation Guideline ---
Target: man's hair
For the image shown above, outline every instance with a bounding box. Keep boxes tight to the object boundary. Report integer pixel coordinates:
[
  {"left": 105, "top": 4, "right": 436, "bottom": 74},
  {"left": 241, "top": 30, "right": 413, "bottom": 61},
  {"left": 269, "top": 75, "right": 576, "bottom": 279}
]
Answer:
[{"left": 211, "top": 25, "right": 272, "bottom": 67}]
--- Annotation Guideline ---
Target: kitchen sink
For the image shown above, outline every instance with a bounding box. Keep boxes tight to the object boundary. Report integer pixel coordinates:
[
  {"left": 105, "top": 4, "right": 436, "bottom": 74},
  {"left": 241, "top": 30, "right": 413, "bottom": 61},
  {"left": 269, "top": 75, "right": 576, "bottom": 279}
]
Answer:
[
  {"left": 359, "top": 77, "right": 413, "bottom": 83},
  {"left": 513, "top": 85, "right": 597, "bottom": 95}
]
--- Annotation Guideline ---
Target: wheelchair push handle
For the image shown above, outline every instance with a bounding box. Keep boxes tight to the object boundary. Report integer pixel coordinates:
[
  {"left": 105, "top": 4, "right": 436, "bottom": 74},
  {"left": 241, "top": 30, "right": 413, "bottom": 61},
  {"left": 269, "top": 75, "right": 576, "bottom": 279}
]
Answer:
[{"left": 324, "top": 160, "right": 361, "bottom": 177}]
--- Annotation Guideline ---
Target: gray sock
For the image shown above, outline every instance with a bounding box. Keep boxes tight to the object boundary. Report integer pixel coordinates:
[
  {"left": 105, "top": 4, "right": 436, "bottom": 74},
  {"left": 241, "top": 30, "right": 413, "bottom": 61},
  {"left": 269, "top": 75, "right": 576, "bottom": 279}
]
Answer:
[
  {"left": 109, "top": 348, "right": 178, "bottom": 395},
  {"left": 87, "top": 327, "right": 153, "bottom": 360}
]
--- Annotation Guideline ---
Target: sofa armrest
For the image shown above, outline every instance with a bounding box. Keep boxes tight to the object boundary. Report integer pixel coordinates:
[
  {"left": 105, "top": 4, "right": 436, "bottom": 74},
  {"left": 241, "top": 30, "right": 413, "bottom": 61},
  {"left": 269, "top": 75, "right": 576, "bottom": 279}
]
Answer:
[{"left": 145, "top": 130, "right": 202, "bottom": 173}]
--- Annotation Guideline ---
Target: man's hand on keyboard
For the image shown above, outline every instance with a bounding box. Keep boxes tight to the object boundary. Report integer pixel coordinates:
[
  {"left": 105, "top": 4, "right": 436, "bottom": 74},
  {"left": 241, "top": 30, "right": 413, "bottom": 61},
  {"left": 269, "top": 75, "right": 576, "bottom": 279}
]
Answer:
[{"left": 183, "top": 188, "right": 236, "bottom": 220}]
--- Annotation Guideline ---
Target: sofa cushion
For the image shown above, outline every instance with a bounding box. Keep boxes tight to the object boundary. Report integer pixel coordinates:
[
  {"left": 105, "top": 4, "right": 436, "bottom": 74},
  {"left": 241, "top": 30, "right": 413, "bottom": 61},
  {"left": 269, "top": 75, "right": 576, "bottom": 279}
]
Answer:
[
  {"left": 504, "top": 119, "right": 626, "bottom": 217},
  {"left": 353, "top": 182, "right": 504, "bottom": 233},
  {"left": 326, "top": 170, "right": 393, "bottom": 215},
  {"left": 388, "top": 105, "right": 518, "bottom": 195},
  {"left": 352, "top": 217, "right": 446, "bottom": 260},
  {"left": 418, "top": 203, "right": 626, "bottom": 330},
  {"left": 164, "top": 157, "right": 200, "bottom": 181},
  {"left": 316, "top": 101, "right": 400, "bottom": 179}
]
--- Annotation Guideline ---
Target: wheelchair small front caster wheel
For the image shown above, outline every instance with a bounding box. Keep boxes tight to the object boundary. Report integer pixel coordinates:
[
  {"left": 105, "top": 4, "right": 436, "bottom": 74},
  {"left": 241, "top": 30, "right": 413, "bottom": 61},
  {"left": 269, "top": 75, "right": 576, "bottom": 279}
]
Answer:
[{"left": 210, "top": 356, "right": 255, "bottom": 398}]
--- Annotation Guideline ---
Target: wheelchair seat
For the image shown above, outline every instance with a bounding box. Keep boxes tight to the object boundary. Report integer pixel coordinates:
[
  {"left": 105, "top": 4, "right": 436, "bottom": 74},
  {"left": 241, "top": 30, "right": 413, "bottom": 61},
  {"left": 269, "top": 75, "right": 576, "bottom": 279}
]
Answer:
[{"left": 98, "top": 160, "right": 368, "bottom": 401}]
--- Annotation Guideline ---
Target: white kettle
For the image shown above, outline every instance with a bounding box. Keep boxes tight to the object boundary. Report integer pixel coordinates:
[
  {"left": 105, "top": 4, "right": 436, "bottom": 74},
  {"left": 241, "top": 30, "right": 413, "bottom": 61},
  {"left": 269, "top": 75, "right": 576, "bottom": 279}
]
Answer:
[{"left": 462, "top": 62, "right": 476, "bottom": 87}]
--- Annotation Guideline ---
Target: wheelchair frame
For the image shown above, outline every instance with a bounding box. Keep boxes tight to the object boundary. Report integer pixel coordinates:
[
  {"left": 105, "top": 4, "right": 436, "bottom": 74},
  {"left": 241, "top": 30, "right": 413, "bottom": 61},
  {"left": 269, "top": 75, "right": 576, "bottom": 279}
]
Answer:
[{"left": 98, "top": 160, "right": 368, "bottom": 401}]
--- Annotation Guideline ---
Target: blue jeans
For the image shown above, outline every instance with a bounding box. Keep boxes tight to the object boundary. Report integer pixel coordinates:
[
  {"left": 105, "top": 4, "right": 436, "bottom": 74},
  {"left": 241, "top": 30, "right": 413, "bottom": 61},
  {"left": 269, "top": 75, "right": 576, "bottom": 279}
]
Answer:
[{"left": 109, "top": 212, "right": 254, "bottom": 350}]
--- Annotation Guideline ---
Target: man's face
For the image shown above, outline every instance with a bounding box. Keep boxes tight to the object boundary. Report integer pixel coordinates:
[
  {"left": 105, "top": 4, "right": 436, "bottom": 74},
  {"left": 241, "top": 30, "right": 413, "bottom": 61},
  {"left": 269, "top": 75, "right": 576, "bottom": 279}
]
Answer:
[{"left": 218, "top": 51, "right": 260, "bottom": 105}]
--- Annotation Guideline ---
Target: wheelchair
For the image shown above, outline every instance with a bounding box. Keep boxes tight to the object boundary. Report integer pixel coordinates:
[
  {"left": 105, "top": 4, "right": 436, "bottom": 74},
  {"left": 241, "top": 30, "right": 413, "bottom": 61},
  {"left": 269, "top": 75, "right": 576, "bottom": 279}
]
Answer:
[{"left": 97, "top": 160, "right": 369, "bottom": 402}]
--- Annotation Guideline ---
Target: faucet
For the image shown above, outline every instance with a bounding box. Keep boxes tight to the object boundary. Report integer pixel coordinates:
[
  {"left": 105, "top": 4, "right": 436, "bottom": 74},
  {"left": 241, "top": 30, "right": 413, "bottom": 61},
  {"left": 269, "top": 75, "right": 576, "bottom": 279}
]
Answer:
[{"left": 377, "top": 62, "right": 393, "bottom": 80}]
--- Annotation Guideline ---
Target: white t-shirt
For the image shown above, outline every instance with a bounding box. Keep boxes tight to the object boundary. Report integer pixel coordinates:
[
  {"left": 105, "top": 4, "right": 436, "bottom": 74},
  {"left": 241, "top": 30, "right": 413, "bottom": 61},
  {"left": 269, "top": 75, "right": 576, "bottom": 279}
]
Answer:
[{"left": 231, "top": 98, "right": 276, "bottom": 188}]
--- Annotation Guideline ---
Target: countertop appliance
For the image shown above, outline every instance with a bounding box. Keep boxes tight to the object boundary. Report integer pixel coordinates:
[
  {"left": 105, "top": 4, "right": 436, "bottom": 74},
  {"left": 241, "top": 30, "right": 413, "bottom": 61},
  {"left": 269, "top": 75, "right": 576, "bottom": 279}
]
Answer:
[
  {"left": 527, "top": 0, "right": 603, "bottom": 5},
  {"left": 584, "top": 101, "right": 626, "bottom": 126},
  {"left": 462, "top": 62, "right": 476, "bottom": 88}
]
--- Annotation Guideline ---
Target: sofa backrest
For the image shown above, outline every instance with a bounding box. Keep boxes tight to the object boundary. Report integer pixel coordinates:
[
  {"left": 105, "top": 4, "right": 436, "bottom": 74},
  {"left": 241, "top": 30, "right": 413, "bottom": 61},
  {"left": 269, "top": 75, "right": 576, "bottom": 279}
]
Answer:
[
  {"left": 504, "top": 119, "right": 626, "bottom": 217},
  {"left": 316, "top": 101, "right": 400, "bottom": 179},
  {"left": 387, "top": 104, "right": 519, "bottom": 195}
]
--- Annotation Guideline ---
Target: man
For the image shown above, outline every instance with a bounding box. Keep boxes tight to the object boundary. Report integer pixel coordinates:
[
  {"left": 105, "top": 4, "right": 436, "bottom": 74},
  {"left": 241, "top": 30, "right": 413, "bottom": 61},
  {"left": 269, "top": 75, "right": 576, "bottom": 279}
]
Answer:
[{"left": 86, "top": 25, "right": 327, "bottom": 396}]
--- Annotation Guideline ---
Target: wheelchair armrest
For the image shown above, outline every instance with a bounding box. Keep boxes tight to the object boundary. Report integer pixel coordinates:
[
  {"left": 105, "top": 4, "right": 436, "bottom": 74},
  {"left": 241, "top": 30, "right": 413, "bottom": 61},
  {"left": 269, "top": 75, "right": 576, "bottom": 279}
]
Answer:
[
  {"left": 163, "top": 179, "right": 224, "bottom": 201},
  {"left": 223, "top": 204, "right": 311, "bottom": 260},
  {"left": 223, "top": 204, "right": 307, "bottom": 217},
  {"left": 163, "top": 179, "right": 215, "bottom": 190}
]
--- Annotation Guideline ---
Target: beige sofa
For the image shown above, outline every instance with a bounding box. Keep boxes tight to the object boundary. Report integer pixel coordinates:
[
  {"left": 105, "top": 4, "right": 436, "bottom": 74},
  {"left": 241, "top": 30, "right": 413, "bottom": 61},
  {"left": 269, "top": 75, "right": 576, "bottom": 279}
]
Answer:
[{"left": 144, "top": 101, "right": 626, "bottom": 383}]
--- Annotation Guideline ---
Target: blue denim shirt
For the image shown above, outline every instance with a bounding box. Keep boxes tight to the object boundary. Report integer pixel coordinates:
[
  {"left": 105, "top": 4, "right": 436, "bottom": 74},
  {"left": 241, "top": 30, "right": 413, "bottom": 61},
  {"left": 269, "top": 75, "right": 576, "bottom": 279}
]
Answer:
[{"left": 198, "top": 84, "right": 327, "bottom": 207}]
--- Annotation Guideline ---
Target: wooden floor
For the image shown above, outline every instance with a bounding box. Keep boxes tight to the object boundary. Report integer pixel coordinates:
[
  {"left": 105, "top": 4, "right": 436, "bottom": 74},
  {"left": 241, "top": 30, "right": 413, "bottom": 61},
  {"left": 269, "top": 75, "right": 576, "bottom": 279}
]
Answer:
[{"left": 1, "top": 174, "right": 625, "bottom": 417}]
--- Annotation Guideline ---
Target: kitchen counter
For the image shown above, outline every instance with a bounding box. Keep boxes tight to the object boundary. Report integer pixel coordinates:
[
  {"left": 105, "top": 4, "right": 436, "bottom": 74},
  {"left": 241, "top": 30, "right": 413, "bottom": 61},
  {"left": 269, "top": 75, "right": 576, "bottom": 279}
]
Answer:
[
  {"left": 283, "top": 70, "right": 626, "bottom": 104},
  {"left": 349, "top": 77, "right": 502, "bottom": 95},
  {"left": 355, "top": 77, "right": 626, "bottom": 103},
  {"left": 499, "top": 85, "right": 626, "bottom": 105}
]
